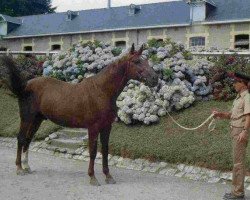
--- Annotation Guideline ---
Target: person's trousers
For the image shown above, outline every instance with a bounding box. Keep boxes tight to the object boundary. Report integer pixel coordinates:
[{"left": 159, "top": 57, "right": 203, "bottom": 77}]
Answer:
[{"left": 231, "top": 127, "right": 248, "bottom": 196}]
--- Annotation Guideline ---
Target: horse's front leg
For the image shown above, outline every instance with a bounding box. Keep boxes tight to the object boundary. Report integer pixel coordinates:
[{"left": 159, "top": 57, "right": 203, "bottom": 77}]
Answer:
[
  {"left": 88, "top": 129, "right": 100, "bottom": 186},
  {"left": 100, "top": 125, "right": 116, "bottom": 184}
]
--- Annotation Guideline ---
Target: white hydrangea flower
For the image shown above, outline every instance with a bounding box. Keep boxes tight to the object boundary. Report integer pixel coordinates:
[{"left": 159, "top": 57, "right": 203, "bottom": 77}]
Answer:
[
  {"left": 158, "top": 108, "right": 167, "bottom": 116},
  {"left": 149, "top": 115, "right": 159, "bottom": 122}
]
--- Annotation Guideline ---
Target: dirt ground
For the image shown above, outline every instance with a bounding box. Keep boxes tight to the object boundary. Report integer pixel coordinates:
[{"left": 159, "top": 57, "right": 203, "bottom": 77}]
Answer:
[{"left": 1, "top": 145, "right": 248, "bottom": 200}]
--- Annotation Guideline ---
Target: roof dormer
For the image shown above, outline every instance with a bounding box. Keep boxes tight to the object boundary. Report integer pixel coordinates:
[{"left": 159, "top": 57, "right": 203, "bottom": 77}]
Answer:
[
  {"left": 66, "top": 10, "right": 78, "bottom": 21},
  {"left": 128, "top": 4, "right": 141, "bottom": 16},
  {"left": 0, "top": 14, "right": 22, "bottom": 36},
  {"left": 184, "top": 0, "right": 216, "bottom": 22}
]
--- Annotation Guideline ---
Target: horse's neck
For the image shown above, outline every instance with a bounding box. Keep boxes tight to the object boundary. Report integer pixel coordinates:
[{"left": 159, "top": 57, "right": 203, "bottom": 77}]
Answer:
[{"left": 97, "top": 61, "right": 129, "bottom": 101}]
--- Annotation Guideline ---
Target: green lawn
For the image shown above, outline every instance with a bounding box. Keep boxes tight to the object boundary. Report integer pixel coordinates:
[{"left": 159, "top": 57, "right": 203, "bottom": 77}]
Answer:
[
  {"left": 109, "top": 100, "right": 250, "bottom": 171},
  {"left": 1, "top": 88, "right": 249, "bottom": 171},
  {"left": 0, "top": 88, "right": 61, "bottom": 140}
]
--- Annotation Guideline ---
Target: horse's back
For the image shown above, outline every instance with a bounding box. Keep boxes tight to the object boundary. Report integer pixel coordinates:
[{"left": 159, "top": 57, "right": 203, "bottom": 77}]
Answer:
[
  {"left": 26, "top": 77, "right": 79, "bottom": 111},
  {"left": 26, "top": 77, "right": 68, "bottom": 91}
]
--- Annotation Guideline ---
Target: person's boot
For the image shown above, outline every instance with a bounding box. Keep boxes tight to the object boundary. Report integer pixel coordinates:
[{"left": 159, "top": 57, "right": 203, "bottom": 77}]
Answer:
[{"left": 223, "top": 192, "right": 245, "bottom": 200}]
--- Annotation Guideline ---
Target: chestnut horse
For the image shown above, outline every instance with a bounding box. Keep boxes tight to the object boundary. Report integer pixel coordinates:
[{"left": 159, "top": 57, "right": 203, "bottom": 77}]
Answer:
[{"left": 0, "top": 44, "right": 158, "bottom": 186}]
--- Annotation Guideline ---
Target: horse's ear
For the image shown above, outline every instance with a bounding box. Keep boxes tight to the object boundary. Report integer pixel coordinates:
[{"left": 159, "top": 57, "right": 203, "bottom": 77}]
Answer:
[
  {"left": 138, "top": 44, "right": 144, "bottom": 55},
  {"left": 130, "top": 43, "right": 135, "bottom": 54}
]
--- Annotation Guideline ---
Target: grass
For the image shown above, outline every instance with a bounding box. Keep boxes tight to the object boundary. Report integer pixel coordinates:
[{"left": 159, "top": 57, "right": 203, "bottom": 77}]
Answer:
[
  {"left": 109, "top": 100, "right": 250, "bottom": 172},
  {"left": 1, "top": 88, "right": 249, "bottom": 172},
  {"left": 0, "top": 88, "right": 61, "bottom": 140}
]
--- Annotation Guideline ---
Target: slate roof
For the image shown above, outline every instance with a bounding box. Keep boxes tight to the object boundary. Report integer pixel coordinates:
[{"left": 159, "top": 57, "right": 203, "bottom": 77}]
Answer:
[
  {"left": 3, "top": 1, "right": 191, "bottom": 38},
  {"left": 1, "top": 0, "right": 250, "bottom": 38},
  {"left": 206, "top": 0, "right": 250, "bottom": 22}
]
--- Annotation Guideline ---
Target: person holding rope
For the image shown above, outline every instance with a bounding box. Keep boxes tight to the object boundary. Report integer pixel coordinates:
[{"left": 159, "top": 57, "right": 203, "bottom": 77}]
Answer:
[{"left": 213, "top": 72, "right": 250, "bottom": 200}]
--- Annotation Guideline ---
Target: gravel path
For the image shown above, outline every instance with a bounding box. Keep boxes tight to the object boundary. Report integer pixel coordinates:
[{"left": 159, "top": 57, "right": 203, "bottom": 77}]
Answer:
[{"left": 1, "top": 144, "right": 249, "bottom": 200}]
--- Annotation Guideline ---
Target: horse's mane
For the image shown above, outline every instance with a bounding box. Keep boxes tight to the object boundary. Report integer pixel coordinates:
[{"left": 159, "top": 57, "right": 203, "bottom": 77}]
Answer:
[
  {"left": 101, "top": 49, "right": 143, "bottom": 75},
  {"left": 97, "top": 52, "right": 130, "bottom": 76}
]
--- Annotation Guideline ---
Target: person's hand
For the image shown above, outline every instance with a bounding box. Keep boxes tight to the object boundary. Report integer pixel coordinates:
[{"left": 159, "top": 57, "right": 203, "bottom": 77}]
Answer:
[
  {"left": 237, "top": 130, "right": 248, "bottom": 143},
  {"left": 212, "top": 110, "right": 222, "bottom": 119}
]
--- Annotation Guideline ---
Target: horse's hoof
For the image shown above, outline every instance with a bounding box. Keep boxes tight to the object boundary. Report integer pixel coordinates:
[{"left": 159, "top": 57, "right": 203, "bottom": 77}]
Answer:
[
  {"left": 90, "top": 177, "right": 101, "bottom": 186},
  {"left": 105, "top": 176, "right": 116, "bottom": 184},
  {"left": 16, "top": 169, "right": 27, "bottom": 176},
  {"left": 23, "top": 167, "right": 32, "bottom": 174}
]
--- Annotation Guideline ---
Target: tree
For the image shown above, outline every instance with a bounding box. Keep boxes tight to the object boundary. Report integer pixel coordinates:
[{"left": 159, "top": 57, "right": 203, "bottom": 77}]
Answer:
[{"left": 0, "top": 0, "right": 56, "bottom": 17}]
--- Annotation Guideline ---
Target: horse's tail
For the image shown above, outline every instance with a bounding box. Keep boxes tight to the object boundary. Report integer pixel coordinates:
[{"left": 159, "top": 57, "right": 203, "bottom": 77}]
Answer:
[{"left": 0, "top": 56, "right": 27, "bottom": 98}]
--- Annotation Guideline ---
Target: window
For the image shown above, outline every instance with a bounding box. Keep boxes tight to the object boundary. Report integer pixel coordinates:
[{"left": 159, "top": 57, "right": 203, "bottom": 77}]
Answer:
[
  {"left": 23, "top": 46, "right": 32, "bottom": 51},
  {"left": 156, "top": 39, "right": 163, "bottom": 42},
  {"left": 115, "top": 41, "right": 126, "bottom": 49},
  {"left": 235, "top": 34, "right": 249, "bottom": 49},
  {"left": 0, "top": 47, "right": 7, "bottom": 51},
  {"left": 189, "top": 37, "right": 205, "bottom": 47},
  {"left": 51, "top": 44, "right": 61, "bottom": 51}
]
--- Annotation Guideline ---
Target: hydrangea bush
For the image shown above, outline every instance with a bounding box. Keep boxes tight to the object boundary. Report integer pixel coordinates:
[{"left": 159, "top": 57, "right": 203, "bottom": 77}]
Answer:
[{"left": 43, "top": 39, "right": 214, "bottom": 125}]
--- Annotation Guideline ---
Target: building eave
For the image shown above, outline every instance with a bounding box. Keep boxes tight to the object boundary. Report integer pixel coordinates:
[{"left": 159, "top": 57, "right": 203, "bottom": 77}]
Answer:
[
  {"left": 201, "top": 18, "right": 250, "bottom": 25},
  {"left": 3, "top": 23, "right": 191, "bottom": 39}
]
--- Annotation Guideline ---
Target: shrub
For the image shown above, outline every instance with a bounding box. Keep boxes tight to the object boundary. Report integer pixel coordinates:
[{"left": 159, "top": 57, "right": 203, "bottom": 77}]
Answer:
[
  {"left": 209, "top": 54, "right": 250, "bottom": 101},
  {"left": 147, "top": 38, "right": 165, "bottom": 48},
  {"left": 149, "top": 54, "right": 161, "bottom": 64},
  {"left": 162, "top": 68, "right": 173, "bottom": 79},
  {"left": 182, "top": 50, "right": 193, "bottom": 60},
  {"left": 93, "top": 40, "right": 103, "bottom": 48},
  {"left": 111, "top": 47, "right": 122, "bottom": 57},
  {"left": 14, "top": 55, "right": 45, "bottom": 80}
]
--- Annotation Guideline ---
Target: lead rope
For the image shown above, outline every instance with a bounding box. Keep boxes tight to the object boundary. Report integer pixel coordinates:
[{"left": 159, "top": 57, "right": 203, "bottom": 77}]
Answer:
[
  {"left": 166, "top": 111, "right": 216, "bottom": 132},
  {"left": 151, "top": 89, "right": 216, "bottom": 132}
]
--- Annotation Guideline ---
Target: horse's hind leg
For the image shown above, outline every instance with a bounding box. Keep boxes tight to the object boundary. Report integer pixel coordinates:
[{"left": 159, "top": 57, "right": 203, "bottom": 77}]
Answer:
[
  {"left": 16, "top": 138, "right": 24, "bottom": 175},
  {"left": 16, "top": 115, "right": 43, "bottom": 175},
  {"left": 100, "top": 125, "right": 116, "bottom": 184},
  {"left": 88, "top": 128, "right": 100, "bottom": 186},
  {"left": 22, "top": 115, "right": 43, "bottom": 173},
  {"left": 16, "top": 120, "right": 30, "bottom": 175}
]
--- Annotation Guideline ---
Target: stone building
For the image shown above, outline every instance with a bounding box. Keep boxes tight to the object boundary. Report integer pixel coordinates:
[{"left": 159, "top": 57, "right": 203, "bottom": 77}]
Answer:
[{"left": 0, "top": 0, "right": 250, "bottom": 52}]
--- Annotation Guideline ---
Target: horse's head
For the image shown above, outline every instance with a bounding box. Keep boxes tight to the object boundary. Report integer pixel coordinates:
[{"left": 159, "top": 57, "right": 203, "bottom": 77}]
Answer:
[{"left": 126, "top": 44, "right": 158, "bottom": 87}]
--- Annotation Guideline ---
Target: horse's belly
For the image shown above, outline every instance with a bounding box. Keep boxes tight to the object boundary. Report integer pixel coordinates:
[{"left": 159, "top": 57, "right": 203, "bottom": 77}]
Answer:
[
  {"left": 97, "top": 111, "right": 117, "bottom": 127},
  {"left": 46, "top": 112, "right": 116, "bottom": 129},
  {"left": 46, "top": 115, "right": 88, "bottom": 128},
  {"left": 39, "top": 103, "right": 86, "bottom": 127}
]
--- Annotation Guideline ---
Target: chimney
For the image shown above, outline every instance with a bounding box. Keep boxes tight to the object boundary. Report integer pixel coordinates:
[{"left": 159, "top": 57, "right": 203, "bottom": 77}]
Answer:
[{"left": 108, "top": 0, "right": 111, "bottom": 8}]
